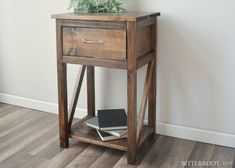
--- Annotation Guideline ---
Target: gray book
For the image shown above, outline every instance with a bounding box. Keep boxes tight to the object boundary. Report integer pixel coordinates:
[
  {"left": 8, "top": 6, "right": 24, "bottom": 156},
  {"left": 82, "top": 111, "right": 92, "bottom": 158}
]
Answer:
[
  {"left": 85, "top": 117, "right": 100, "bottom": 130},
  {"left": 85, "top": 117, "right": 127, "bottom": 137},
  {"left": 104, "top": 129, "right": 127, "bottom": 137},
  {"left": 96, "top": 130, "right": 127, "bottom": 141},
  {"left": 98, "top": 109, "right": 127, "bottom": 130}
]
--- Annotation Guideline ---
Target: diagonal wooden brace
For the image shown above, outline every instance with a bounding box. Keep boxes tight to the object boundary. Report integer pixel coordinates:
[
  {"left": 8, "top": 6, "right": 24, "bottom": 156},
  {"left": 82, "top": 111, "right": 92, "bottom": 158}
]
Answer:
[
  {"left": 136, "top": 60, "right": 155, "bottom": 143},
  {"left": 68, "top": 65, "right": 86, "bottom": 130}
]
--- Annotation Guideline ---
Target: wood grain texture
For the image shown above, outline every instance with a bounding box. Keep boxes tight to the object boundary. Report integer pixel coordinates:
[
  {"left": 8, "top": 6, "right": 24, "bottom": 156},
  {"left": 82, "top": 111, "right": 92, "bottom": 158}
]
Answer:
[
  {"left": 64, "top": 145, "right": 106, "bottom": 168},
  {"left": 138, "top": 136, "right": 174, "bottom": 168},
  {"left": 63, "top": 56, "right": 127, "bottom": 69},
  {"left": 136, "top": 61, "right": 154, "bottom": 143},
  {"left": 0, "top": 104, "right": 20, "bottom": 118},
  {"left": 158, "top": 138, "right": 195, "bottom": 168},
  {"left": 63, "top": 27, "right": 126, "bottom": 60},
  {"left": 0, "top": 115, "right": 57, "bottom": 162},
  {"left": 60, "top": 20, "right": 127, "bottom": 30},
  {"left": 136, "top": 17, "right": 155, "bottom": 29},
  {"left": 52, "top": 12, "right": 160, "bottom": 22},
  {"left": 127, "top": 21, "right": 137, "bottom": 164},
  {"left": 136, "top": 52, "right": 155, "bottom": 69},
  {"left": 113, "top": 154, "right": 137, "bottom": 168},
  {"left": 136, "top": 25, "right": 153, "bottom": 58},
  {"left": 148, "top": 23, "right": 157, "bottom": 132},
  {"left": 0, "top": 104, "right": 234, "bottom": 167},
  {"left": 56, "top": 20, "right": 69, "bottom": 148},
  {"left": 186, "top": 142, "right": 214, "bottom": 168},
  {"left": 0, "top": 108, "right": 38, "bottom": 135},
  {"left": 68, "top": 65, "right": 86, "bottom": 130},
  {"left": 0, "top": 127, "right": 58, "bottom": 168},
  {"left": 87, "top": 66, "right": 95, "bottom": 116},
  {"left": 36, "top": 140, "right": 89, "bottom": 168},
  {"left": 70, "top": 117, "right": 128, "bottom": 151},
  {"left": 209, "top": 146, "right": 235, "bottom": 168},
  {"left": 89, "top": 149, "right": 124, "bottom": 168}
]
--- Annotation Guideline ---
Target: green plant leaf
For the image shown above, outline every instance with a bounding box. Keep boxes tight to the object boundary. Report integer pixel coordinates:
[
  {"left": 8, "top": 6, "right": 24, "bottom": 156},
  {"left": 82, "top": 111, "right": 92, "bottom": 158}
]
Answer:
[{"left": 69, "top": 0, "right": 128, "bottom": 13}]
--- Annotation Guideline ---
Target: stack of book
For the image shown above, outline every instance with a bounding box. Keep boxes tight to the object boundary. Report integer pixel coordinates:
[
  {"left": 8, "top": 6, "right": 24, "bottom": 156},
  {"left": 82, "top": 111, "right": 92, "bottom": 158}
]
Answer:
[{"left": 85, "top": 109, "right": 127, "bottom": 141}]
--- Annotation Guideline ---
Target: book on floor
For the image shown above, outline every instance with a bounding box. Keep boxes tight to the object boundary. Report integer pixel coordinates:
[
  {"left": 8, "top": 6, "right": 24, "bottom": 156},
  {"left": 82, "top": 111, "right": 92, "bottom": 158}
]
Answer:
[
  {"left": 98, "top": 109, "right": 127, "bottom": 131},
  {"left": 96, "top": 129, "right": 127, "bottom": 141},
  {"left": 85, "top": 116, "right": 127, "bottom": 137}
]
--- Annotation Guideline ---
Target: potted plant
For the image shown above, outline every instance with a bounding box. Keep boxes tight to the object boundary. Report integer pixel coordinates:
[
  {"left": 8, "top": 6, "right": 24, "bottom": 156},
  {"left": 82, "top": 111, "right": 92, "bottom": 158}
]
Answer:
[{"left": 69, "top": 0, "right": 128, "bottom": 13}]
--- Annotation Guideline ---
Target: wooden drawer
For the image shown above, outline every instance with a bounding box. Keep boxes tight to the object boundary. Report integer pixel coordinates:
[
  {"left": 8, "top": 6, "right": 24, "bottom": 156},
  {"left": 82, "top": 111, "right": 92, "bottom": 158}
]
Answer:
[{"left": 62, "top": 27, "right": 126, "bottom": 60}]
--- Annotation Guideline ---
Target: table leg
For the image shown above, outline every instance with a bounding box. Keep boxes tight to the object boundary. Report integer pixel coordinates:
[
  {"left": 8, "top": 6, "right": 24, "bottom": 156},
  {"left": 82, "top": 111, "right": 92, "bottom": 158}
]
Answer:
[
  {"left": 127, "top": 21, "right": 137, "bottom": 164},
  {"left": 148, "top": 60, "right": 156, "bottom": 133},
  {"left": 87, "top": 66, "right": 95, "bottom": 116},
  {"left": 127, "top": 69, "right": 137, "bottom": 164},
  {"left": 57, "top": 62, "right": 69, "bottom": 148},
  {"left": 148, "top": 23, "right": 157, "bottom": 134},
  {"left": 56, "top": 20, "right": 69, "bottom": 148}
]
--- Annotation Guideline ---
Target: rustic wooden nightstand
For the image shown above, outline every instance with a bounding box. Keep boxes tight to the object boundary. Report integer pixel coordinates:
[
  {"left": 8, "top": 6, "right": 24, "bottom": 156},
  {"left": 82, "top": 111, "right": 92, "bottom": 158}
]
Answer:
[{"left": 52, "top": 12, "right": 160, "bottom": 165}]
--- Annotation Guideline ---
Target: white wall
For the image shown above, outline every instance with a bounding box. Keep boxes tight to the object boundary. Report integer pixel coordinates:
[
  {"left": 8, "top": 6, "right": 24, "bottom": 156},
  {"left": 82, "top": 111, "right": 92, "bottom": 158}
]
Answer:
[
  {"left": 135, "top": 0, "right": 235, "bottom": 146},
  {"left": 1, "top": 0, "right": 235, "bottom": 147}
]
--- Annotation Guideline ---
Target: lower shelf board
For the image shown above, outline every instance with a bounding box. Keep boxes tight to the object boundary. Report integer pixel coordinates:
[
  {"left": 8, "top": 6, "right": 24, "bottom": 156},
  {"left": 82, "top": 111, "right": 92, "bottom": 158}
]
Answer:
[{"left": 70, "top": 116, "right": 155, "bottom": 152}]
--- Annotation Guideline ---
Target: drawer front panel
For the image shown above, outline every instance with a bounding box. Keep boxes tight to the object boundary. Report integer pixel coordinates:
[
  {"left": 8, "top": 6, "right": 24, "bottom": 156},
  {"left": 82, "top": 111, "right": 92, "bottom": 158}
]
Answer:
[{"left": 63, "top": 27, "right": 126, "bottom": 60}]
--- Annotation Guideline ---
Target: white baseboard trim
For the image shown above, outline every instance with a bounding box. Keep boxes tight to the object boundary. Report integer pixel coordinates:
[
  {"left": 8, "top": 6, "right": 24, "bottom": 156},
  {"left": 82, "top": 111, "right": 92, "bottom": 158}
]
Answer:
[
  {"left": 1, "top": 93, "right": 235, "bottom": 148},
  {"left": 155, "top": 122, "right": 235, "bottom": 148},
  {"left": 0, "top": 93, "right": 87, "bottom": 119}
]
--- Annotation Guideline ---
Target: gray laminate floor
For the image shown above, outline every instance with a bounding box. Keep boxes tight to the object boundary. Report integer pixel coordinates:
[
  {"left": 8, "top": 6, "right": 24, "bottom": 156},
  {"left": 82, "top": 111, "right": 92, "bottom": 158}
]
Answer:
[{"left": 0, "top": 102, "right": 234, "bottom": 168}]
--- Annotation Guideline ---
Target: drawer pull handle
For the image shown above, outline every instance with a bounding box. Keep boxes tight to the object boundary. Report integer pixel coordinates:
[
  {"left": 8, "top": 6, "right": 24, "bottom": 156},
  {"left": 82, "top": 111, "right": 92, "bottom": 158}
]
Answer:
[{"left": 80, "top": 38, "right": 105, "bottom": 44}]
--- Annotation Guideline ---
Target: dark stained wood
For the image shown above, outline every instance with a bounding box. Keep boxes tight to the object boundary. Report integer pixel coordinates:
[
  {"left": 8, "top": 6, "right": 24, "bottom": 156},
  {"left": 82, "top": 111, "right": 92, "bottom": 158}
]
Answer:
[
  {"left": 63, "top": 56, "right": 127, "bottom": 69},
  {"left": 114, "top": 155, "right": 137, "bottom": 168},
  {"left": 52, "top": 12, "right": 160, "bottom": 22},
  {"left": 112, "top": 135, "right": 158, "bottom": 167},
  {"left": 136, "top": 17, "right": 156, "bottom": 29},
  {"left": 70, "top": 116, "right": 128, "bottom": 151},
  {"left": 56, "top": 20, "right": 69, "bottom": 148},
  {"left": 63, "top": 27, "right": 126, "bottom": 60},
  {"left": 70, "top": 117, "right": 154, "bottom": 153},
  {"left": 148, "top": 23, "right": 157, "bottom": 133},
  {"left": 136, "top": 135, "right": 160, "bottom": 165},
  {"left": 137, "top": 52, "right": 155, "bottom": 69},
  {"left": 53, "top": 12, "right": 160, "bottom": 165},
  {"left": 68, "top": 65, "right": 86, "bottom": 130},
  {"left": 136, "top": 61, "right": 154, "bottom": 143},
  {"left": 136, "top": 25, "right": 153, "bottom": 58},
  {"left": 60, "top": 19, "right": 127, "bottom": 30},
  {"left": 137, "top": 126, "right": 155, "bottom": 148},
  {"left": 87, "top": 66, "right": 96, "bottom": 116},
  {"left": 127, "top": 21, "right": 137, "bottom": 164}
]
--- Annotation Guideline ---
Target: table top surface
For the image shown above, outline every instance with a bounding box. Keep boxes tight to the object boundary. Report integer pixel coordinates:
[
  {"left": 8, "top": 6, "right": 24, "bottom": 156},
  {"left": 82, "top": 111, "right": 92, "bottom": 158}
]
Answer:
[{"left": 51, "top": 12, "right": 160, "bottom": 21}]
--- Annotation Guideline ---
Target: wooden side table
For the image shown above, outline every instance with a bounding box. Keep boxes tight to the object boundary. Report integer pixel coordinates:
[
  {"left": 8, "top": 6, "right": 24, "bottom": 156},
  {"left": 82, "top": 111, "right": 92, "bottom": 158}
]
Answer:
[{"left": 52, "top": 12, "right": 160, "bottom": 165}]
